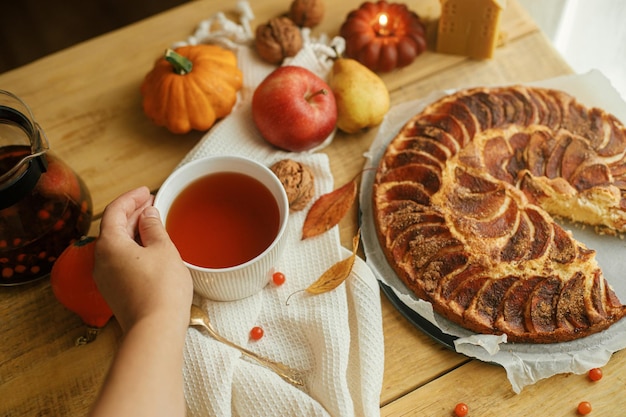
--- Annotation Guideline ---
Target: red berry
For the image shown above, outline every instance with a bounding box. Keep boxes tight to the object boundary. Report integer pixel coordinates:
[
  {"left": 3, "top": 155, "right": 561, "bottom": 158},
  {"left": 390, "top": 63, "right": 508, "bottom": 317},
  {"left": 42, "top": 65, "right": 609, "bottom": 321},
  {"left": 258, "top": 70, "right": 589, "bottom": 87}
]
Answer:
[
  {"left": 272, "top": 271, "right": 286, "bottom": 286},
  {"left": 588, "top": 368, "right": 602, "bottom": 381},
  {"left": 577, "top": 401, "right": 592, "bottom": 415},
  {"left": 454, "top": 403, "right": 469, "bottom": 417},
  {"left": 250, "top": 326, "right": 264, "bottom": 340}
]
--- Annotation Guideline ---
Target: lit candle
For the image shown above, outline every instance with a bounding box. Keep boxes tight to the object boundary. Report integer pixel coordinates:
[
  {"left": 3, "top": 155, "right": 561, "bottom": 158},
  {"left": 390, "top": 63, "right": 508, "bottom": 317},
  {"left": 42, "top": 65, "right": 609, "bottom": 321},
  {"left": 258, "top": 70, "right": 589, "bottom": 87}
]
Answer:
[
  {"left": 377, "top": 13, "right": 390, "bottom": 36},
  {"left": 340, "top": 1, "right": 427, "bottom": 72}
]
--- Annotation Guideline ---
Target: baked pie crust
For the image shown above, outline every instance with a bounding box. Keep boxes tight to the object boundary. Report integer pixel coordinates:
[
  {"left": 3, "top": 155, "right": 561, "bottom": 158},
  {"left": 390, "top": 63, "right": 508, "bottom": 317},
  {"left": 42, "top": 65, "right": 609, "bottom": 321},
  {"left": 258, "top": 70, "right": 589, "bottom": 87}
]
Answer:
[{"left": 373, "top": 86, "right": 626, "bottom": 343}]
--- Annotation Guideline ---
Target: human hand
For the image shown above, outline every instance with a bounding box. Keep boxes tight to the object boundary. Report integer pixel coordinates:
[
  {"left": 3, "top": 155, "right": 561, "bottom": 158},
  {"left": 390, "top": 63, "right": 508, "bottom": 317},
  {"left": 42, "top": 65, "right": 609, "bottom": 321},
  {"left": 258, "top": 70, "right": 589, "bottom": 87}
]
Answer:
[{"left": 93, "top": 186, "right": 193, "bottom": 334}]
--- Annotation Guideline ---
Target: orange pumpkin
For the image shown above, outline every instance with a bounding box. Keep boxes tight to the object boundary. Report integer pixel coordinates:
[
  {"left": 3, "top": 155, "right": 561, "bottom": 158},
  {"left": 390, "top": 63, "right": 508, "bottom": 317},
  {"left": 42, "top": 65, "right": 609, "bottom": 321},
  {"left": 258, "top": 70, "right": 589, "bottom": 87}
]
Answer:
[
  {"left": 140, "top": 45, "right": 243, "bottom": 134},
  {"left": 340, "top": 1, "right": 427, "bottom": 72},
  {"left": 50, "top": 236, "right": 113, "bottom": 344}
]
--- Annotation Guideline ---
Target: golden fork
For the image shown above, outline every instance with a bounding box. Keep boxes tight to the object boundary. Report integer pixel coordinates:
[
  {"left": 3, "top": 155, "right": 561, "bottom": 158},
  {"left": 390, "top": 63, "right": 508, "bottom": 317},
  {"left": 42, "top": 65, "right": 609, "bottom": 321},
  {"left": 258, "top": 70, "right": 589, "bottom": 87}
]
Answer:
[{"left": 189, "top": 304, "right": 304, "bottom": 387}]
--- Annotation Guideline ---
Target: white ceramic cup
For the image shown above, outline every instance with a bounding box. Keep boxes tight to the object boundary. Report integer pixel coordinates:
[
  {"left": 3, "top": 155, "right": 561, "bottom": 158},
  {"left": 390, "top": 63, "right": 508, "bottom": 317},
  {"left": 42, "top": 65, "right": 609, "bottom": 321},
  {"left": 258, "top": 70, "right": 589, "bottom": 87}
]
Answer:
[{"left": 153, "top": 155, "right": 289, "bottom": 301}]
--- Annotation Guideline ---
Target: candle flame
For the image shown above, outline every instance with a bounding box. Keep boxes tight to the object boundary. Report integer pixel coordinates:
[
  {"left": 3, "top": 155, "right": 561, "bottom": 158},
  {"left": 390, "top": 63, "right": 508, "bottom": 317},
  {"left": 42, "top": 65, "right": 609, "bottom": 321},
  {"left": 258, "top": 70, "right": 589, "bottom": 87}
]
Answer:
[{"left": 378, "top": 13, "right": 388, "bottom": 27}]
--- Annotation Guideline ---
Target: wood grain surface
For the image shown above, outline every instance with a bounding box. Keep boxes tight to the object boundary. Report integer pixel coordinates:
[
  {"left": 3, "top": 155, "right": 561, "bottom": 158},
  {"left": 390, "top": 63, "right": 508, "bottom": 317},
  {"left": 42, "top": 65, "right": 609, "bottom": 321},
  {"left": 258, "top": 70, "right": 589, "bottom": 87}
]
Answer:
[{"left": 1, "top": 1, "right": 624, "bottom": 416}]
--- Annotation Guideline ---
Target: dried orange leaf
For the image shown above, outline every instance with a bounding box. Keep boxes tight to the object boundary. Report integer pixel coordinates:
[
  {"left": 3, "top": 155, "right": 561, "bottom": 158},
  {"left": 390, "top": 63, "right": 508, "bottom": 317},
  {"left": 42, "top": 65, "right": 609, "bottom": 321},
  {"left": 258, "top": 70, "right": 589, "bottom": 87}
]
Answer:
[
  {"left": 306, "top": 230, "right": 360, "bottom": 294},
  {"left": 302, "top": 179, "right": 357, "bottom": 239}
]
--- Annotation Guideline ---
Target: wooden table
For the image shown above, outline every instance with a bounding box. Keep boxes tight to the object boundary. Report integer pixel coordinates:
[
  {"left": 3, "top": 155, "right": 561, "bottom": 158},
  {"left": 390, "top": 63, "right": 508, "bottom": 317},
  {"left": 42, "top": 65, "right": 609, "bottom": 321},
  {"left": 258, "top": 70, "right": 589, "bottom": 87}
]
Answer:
[{"left": 1, "top": 0, "right": 624, "bottom": 415}]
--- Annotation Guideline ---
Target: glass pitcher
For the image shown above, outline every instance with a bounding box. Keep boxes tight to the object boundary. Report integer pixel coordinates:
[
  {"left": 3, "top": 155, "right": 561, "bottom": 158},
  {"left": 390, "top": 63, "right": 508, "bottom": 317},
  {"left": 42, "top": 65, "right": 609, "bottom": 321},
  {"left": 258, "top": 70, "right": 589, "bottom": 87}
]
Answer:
[{"left": 0, "top": 90, "right": 92, "bottom": 285}]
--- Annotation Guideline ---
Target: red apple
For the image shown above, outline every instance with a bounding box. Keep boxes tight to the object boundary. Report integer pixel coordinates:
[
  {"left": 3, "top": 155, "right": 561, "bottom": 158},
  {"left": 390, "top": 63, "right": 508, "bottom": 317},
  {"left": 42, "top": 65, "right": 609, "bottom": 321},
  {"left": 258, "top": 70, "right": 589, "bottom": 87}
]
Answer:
[{"left": 252, "top": 66, "right": 337, "bottom": 152}]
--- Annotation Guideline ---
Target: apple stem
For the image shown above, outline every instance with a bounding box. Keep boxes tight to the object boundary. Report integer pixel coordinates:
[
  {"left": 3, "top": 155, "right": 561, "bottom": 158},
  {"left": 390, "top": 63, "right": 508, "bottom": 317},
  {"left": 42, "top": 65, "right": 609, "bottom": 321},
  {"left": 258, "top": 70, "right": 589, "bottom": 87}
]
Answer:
[{"left": 306, "top": 88, "right": 328, "bottom": 102}]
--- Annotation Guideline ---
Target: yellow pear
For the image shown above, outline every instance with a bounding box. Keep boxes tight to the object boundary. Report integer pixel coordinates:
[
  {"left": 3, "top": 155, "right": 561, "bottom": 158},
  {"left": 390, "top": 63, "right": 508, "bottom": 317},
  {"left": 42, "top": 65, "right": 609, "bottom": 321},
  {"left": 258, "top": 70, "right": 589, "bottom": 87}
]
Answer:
[{"left": 329, "top": 58, "right": 390, "bottom": 134}]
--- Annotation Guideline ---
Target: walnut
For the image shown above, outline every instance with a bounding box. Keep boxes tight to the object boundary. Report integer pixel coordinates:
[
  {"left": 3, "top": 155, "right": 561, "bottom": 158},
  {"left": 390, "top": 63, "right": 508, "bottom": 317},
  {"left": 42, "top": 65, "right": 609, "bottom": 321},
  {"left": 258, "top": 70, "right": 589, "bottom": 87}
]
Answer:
[
  {"left": 270, "top": 159, "right": 315, "bottom": 211},
  {"left": 289, "top": 0, "right": 325, "bottom": 28},
  {"left": 255, "top": 17, "right": 303, "bottom": 64}
]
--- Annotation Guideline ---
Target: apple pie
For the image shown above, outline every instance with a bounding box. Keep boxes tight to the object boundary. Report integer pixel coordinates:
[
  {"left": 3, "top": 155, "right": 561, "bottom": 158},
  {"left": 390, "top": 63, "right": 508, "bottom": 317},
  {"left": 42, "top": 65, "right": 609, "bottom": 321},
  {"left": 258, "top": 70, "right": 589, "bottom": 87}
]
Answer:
[{"left": 373, "top": 85, "right": 626, "bottom": 343}]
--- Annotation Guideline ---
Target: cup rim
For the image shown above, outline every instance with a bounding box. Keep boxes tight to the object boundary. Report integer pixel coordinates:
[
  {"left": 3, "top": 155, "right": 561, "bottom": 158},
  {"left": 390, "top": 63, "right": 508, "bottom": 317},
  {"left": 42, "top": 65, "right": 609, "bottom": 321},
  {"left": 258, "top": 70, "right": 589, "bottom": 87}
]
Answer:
[{"left": 153, "top": 155, "right": 289, "bottom": 273}]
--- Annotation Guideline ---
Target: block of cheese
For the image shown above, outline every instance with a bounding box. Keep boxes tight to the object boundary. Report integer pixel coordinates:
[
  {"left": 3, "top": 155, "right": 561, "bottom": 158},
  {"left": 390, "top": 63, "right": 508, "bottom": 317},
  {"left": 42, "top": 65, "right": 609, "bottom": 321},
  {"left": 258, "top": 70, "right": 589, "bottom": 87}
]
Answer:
[{"left": 437, "top": 0, "right": 506, "bottom": 59}]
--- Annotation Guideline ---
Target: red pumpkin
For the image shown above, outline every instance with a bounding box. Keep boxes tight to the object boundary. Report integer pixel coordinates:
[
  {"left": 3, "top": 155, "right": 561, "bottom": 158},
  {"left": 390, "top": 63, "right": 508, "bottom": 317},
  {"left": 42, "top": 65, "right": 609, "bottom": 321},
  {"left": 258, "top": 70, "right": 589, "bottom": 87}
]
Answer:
[
  {"left": 50, "top": 236, "right": 113, "bottom": 343},
  {"left": 340, "top": 1, "right": 427, "bottom": 72}
]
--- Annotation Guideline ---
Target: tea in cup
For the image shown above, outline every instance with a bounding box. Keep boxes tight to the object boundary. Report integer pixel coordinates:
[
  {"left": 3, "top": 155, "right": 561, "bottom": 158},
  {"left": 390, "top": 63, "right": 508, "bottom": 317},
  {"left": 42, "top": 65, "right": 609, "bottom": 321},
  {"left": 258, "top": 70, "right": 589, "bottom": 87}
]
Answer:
[{"left": 154, "top": 155, "right": 289, "bottom": 301}]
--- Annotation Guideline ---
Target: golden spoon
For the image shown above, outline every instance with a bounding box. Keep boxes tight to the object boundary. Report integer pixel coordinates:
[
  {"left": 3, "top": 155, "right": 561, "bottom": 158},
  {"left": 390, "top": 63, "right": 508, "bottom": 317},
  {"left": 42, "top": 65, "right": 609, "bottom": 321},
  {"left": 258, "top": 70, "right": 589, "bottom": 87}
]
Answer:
[{"left": 189, "top": 304, "right": 304, "bottom": 387}]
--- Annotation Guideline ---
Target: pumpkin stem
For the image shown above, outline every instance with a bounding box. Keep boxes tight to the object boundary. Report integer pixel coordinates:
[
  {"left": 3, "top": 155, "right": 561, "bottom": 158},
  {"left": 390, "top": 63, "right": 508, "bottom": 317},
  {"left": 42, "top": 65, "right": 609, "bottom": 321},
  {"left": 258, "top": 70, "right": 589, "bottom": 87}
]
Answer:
[
  {"left": 165, "top": 48, "right": 193, "bottom": 75},
  {"left": 73, "top": 235, "right": 96, "bottom": 247}
]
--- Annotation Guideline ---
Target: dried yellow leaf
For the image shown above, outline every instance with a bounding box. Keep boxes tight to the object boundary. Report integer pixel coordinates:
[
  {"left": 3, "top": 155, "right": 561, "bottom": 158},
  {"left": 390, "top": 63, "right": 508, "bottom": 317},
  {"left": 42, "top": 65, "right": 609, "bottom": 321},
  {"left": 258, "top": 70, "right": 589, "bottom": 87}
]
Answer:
[{"left": 305, "top": 230, "right": 360, "bottom": 294}]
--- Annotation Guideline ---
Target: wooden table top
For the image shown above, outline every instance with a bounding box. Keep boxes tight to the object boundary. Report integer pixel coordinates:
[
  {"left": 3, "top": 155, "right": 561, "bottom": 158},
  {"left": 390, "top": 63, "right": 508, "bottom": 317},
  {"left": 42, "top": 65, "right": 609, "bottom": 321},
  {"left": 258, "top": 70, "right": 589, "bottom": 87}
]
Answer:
[{"left": 1, "top": 0, "right": 625, "bottom": 415}]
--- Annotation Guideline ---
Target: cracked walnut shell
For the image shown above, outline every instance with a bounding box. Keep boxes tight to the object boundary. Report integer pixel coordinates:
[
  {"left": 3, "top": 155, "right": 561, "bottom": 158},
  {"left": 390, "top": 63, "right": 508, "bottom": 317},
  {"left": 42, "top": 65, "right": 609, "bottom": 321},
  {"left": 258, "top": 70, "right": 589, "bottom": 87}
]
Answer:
[
  {"left": 270, "top": 159, "right": 315, "bottom": 211},
  {"left": 255, "top": 17, "right": 303, "bottom": 64}
]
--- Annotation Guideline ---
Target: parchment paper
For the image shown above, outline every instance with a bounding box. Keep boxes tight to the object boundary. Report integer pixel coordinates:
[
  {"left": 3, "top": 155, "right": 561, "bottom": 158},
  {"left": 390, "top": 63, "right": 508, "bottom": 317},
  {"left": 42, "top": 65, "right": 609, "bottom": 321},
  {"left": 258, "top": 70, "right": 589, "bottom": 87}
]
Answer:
[{"left": 360, "top": 70, "right": 626, "bottom": 393}]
